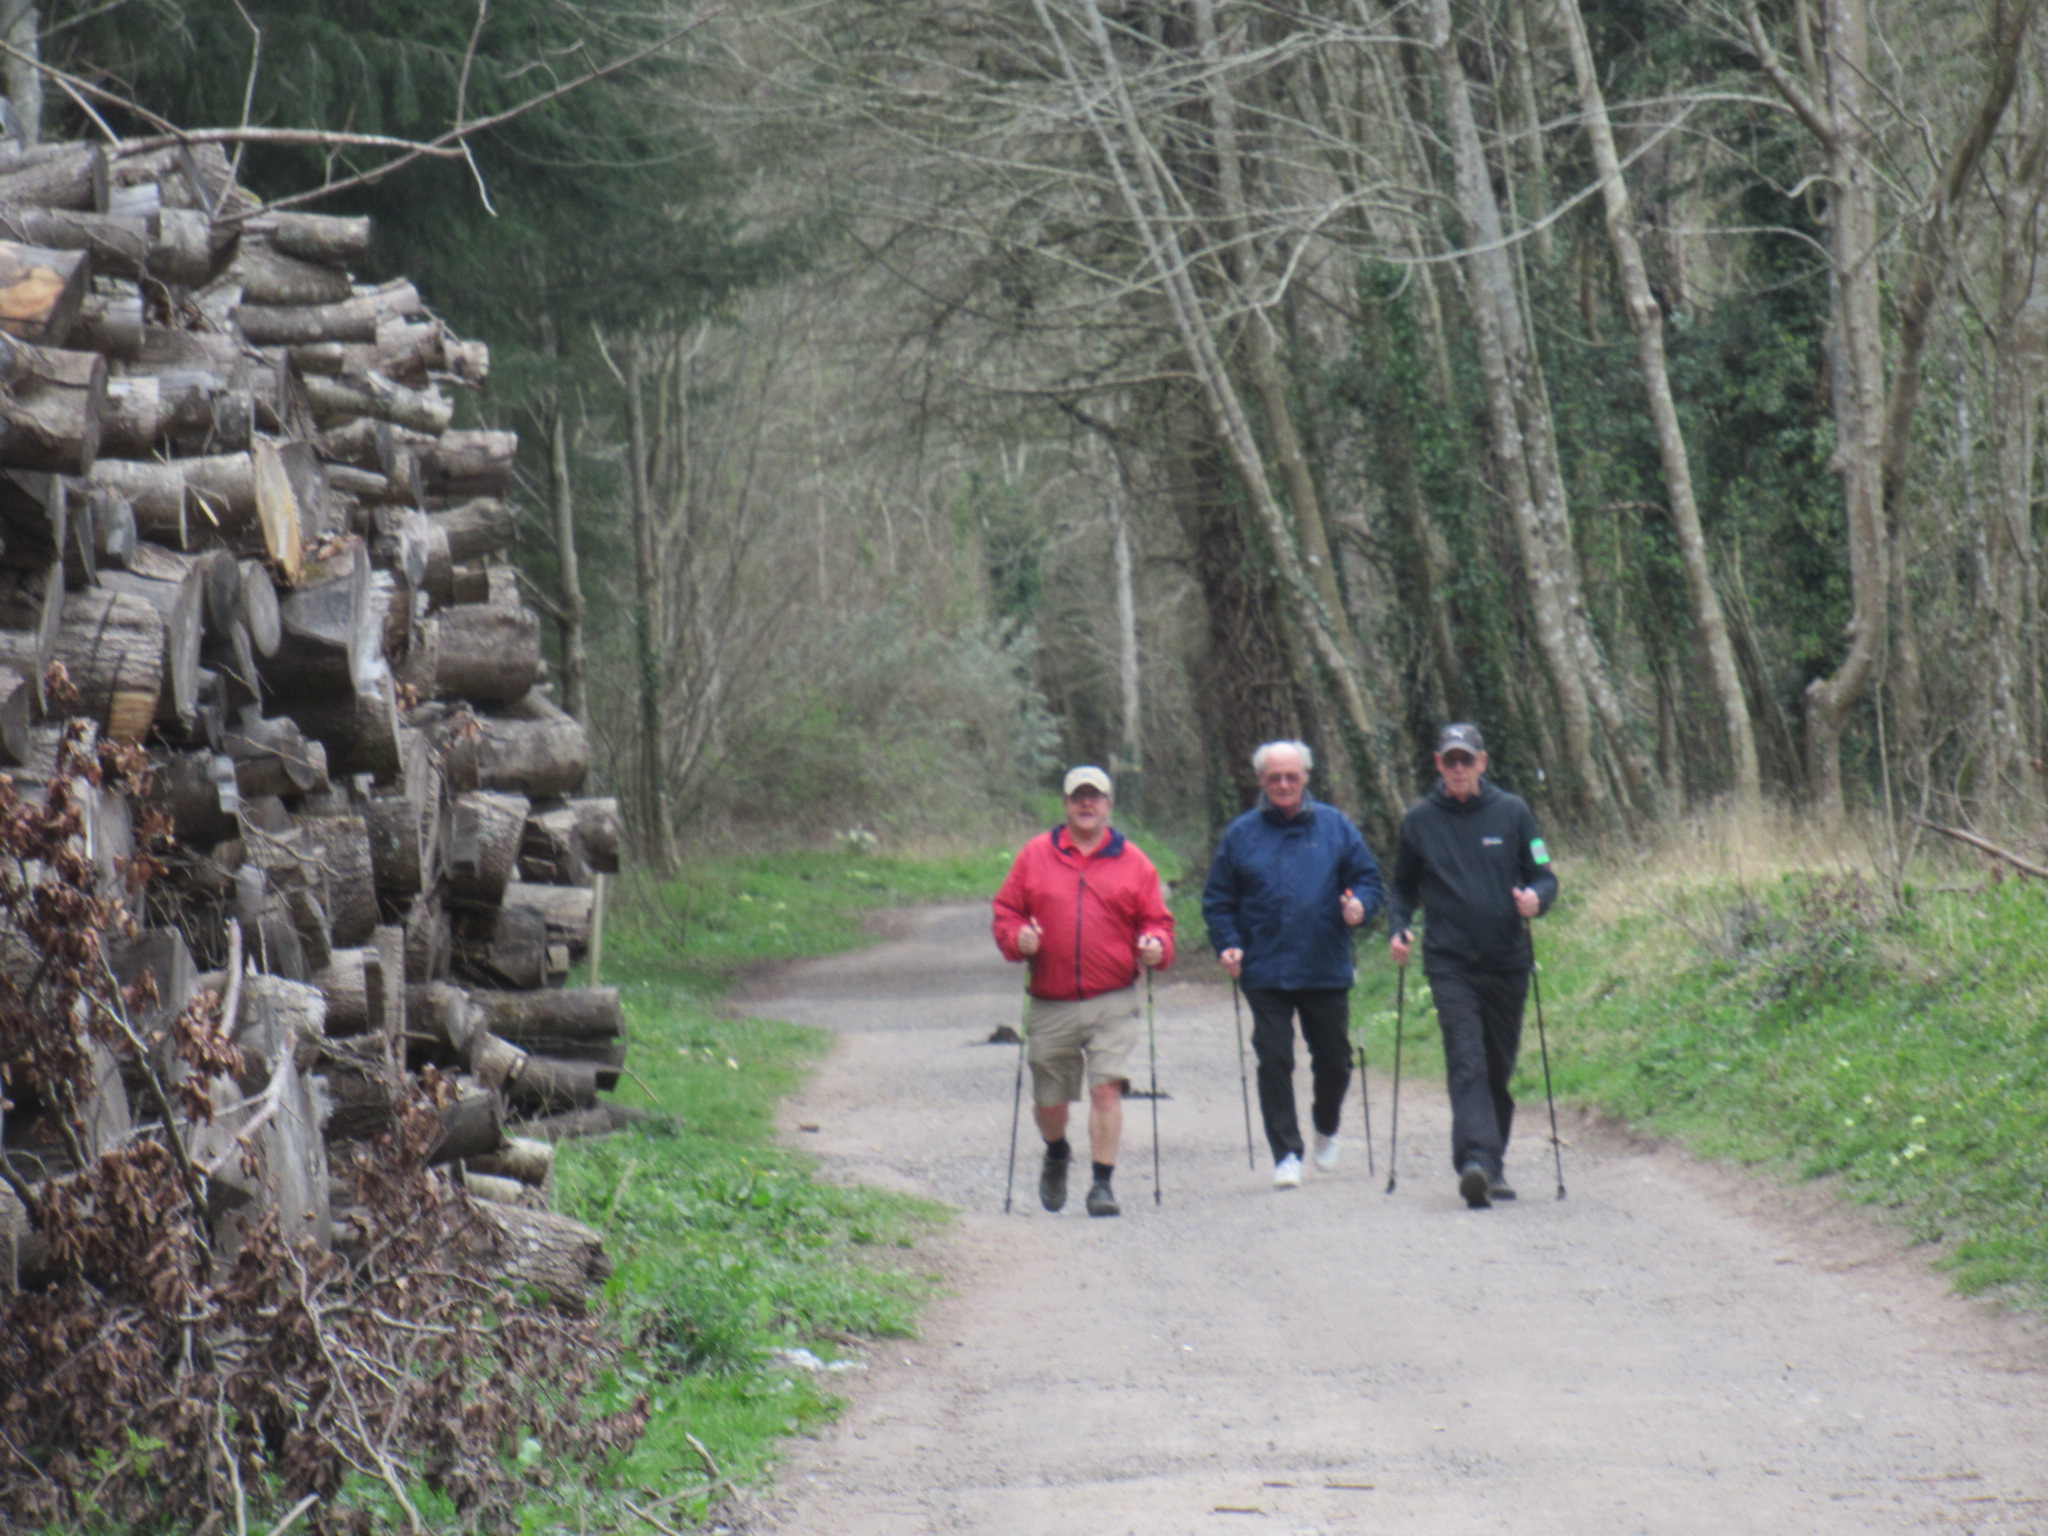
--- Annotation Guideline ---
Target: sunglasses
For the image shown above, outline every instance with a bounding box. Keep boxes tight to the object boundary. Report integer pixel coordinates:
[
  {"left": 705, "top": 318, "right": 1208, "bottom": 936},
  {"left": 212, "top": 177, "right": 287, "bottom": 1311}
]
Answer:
[{"left": 1440, "top": 752, "right": 1477, "bottom": 767}]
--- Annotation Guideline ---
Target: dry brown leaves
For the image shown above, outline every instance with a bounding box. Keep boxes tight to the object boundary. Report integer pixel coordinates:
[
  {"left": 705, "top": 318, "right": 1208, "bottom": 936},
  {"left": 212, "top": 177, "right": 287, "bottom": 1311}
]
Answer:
[{"left": 0, "top": 727, "right": 645, "bottom": 1532}]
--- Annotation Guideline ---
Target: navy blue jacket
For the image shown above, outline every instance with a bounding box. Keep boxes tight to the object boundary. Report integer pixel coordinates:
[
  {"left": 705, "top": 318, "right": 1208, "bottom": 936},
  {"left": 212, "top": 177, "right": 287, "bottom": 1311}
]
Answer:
[{"left": 1202, "top": 795, "right": 1385, "bottom": 991}]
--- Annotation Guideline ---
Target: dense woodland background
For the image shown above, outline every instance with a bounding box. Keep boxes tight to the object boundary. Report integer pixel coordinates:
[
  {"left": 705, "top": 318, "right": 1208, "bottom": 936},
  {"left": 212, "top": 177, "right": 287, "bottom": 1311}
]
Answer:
[{"left": 39, "top": 0, "right": 2048, "bottom": 857}]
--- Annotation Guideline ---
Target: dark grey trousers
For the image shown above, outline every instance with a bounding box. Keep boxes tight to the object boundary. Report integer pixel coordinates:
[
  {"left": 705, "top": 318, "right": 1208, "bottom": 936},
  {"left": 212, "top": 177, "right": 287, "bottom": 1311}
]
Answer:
[{"left": 1426, "top": 965, "right": 1530, "bottom": 1180}]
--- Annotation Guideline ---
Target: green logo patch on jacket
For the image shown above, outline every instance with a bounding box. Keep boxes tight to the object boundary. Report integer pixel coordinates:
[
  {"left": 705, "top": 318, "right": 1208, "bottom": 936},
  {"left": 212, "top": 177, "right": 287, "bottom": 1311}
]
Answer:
[{"left": 1530, "top": 838, "right": 1551, "bottom": 865}]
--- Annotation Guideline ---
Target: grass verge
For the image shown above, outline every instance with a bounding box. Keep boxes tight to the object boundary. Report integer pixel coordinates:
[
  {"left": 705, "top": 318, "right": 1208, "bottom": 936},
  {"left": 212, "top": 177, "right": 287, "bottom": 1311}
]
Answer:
[
  {"left": 1341, "top": 813, "right": 2048, "bottom": 1308},
  {"left": 517, "top": 847, "right": 1013, "bottom": 1529}
]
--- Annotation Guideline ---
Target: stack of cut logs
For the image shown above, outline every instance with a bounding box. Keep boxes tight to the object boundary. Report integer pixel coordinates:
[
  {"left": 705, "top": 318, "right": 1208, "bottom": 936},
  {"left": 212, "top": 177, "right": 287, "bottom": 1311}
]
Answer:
[{"left": 0, "top": 136, "right": 624, "bottom": 1310}]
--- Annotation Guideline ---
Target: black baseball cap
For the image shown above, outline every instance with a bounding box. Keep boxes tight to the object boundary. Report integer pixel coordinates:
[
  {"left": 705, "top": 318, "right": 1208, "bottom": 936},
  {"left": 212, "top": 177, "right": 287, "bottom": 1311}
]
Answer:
[{"left": 1436, "top": 723, "right": 1486, "bottom": 756}]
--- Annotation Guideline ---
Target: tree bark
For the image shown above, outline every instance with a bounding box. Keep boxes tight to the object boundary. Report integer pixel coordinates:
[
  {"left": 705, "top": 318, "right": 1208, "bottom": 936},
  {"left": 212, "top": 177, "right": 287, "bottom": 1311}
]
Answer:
[
  {"left": 617, "top": 337, "right": 676, "bottom": 867},
  {"left": 227, "top": 238, "right": 355, "bottom": 306},
  {"left": 247, "top": 211, "right": 372, "bottom": 266},
  {"left": 466, "top": 986, "right": 624, "bottom": 1053},
  {"left": 518, "top": 797, "right": 620, "bottom": 885},
  {"left": 1037, "top": 0, "right": 1398, "bottom": 816},
  {"left": 1555, "top": 0, "right": 1760, "bottom": 808},
  {"left": 52, "top": 585, "right": 162, "bottom": 741},
  {"left": 1424, "top": 0, "right": 1609, "bottom": 817},
  {"left": 0, "top": 335, "right": 102, "bottom": 474},
  {"left": 1745, "top": 0, "right": 1887, "bottom": 821},
  {"left": 419, "top": 429, "right": 517, "bottom": 500},
  {"left": 547, "top": 405, "right": 591, "bottom": 727},
  {"left": 448, "top": 790, "right": 530, "bottom": 906}
]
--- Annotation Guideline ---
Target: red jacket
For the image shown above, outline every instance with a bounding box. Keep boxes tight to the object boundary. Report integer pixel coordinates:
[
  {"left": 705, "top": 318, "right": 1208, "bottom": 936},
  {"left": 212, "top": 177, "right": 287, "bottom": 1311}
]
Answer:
[{"left": 992, "top": 827, "right": 1176, "bottom": 1000}]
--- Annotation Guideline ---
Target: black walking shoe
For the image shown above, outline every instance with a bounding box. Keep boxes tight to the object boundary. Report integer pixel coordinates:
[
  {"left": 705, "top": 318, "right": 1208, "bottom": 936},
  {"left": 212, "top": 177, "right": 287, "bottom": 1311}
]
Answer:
[
  {"left": 1039, "top": 1146, "right": 1070, "bottom": 1212},
  {"left": 1085, "top": 1180, "right": 1120, "bottom": 1217},
  {"left": 1459, "top": 1163, "right": 1492, "bottom": 1209},
  {"left": 1489, "top": 1174, "right": 1518, "bottom": 1201}
]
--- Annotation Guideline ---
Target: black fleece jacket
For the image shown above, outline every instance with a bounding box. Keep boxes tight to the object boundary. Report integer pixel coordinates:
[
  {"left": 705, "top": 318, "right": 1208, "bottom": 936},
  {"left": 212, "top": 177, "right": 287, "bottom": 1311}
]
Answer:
[{"left": 1386, "top": 780, "right": 1558, "bottom": 973}]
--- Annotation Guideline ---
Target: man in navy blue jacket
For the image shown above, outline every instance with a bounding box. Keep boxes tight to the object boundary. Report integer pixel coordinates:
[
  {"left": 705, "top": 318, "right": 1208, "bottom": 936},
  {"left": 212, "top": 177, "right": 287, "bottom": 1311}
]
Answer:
[
  {"left": 1387, "top": 723, "right": 1559, "bottom": 1209},
  {"left": 1202, "top": 740, "right": 1385, "bottom": 1188}
]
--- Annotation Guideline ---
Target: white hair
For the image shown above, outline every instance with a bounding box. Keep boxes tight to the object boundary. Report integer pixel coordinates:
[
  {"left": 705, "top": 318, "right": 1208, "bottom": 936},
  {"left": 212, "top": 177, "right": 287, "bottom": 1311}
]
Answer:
[{"left": 1251, "top": 739, "right": 1314, "bottom": 775}]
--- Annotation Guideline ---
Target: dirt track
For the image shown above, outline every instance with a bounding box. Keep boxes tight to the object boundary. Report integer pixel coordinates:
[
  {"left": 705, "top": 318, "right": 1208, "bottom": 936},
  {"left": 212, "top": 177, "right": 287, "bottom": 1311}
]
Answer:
[{"left": 739, "top": 904, "right": 2048, "bottom": 1535}]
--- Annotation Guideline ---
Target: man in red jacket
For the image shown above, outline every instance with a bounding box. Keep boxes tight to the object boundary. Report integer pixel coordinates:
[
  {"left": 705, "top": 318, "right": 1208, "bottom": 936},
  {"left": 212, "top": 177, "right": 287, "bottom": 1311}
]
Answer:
[{"left": 992, "top": 766, "right": 1175, "bottom": 1217}]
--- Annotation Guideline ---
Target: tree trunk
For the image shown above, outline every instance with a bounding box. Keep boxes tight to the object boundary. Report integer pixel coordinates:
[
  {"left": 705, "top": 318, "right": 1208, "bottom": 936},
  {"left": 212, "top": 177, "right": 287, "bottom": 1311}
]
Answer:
[
  {"left": 1041, "top": 0, "right": 1397, "bottom": 817},
  {"left": 235, "top": 276, "right": 419, "bottom": 340},
  {"left": 518, "top": 797, "right": 620, "bottom": 885},
  {"left": 425, "top": 1077, "right": 504, "bottom": 1164},
  {"left": 227, "top": 239, "right": 354, "bottom": 306},
  {"left": 419, "top": 429, "right": 517, "bottom": 499},
  {"left": 0, "top": 240, "right": 90, "bottom": 346},
  {"left": 300, "top": 373, "right": 453, "bottom": 436},
  {"left": 448, "top": 790, "right": 530, "bottom": 905},
  {"left": 618, "top": 338, "right": 675, "bottom": 867},
  {"left": 0, "top": 336, "right": 102, "bottom": 474},
  {"left": 547, "top": 404, "right": 591, "bottom": 727},
  {"left": 1744, "top": 0, "right": 1889, "bottom": 821},
  {"left": 1108, "top": 460, "right": 1143, "bottom": 817},
  {"left": 1189, "top": 0, "right": 1402, "bottom": 817},
  {"left": 313, "top": 946, "right": 389, "bottom": 1038},
  {"left": 247, "top": 211, "right": 371, "bottom": 266},
  {"left": 423, "top": 603, "right": 542, "bottom": 703},
  {"left": 52, "top": 585, "right": 162, "bottom": 741},
  {"left": 96, "top": 549, "right": 203, "bottom": 729},
  {"left": 1424, "top": 0, "right": 1609, "bottom": 818},
  {"left": 1556, "top": 0, "right": 1760, "bottom": 809},
  {"left": 466, "top": 986, "right": 624, "bottom": 1053},
  {"left": 1984, "top": 129, "right": 2048, "bottom": 807},
  {"left": 4, "top": 2, "right": 43, "bottom": 151},
  {"left": 476, "top": 709, "right": 591, "bottom": 799}
]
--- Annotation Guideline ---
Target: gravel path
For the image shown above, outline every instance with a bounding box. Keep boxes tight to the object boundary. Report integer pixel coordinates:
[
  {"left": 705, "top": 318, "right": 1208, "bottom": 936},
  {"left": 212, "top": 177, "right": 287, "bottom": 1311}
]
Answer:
[{"left": 740, "top": 904, "right": 2048, "bottom": 1536}]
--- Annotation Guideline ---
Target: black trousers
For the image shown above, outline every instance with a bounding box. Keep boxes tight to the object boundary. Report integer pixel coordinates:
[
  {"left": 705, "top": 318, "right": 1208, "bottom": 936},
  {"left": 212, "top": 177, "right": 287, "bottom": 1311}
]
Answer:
[
  {"left": 1427, "top": 965, "right": 1530, "bottom": 1180},
  {"left": 1244, "top": 987, "right": 1352, "bottom": 1163}
]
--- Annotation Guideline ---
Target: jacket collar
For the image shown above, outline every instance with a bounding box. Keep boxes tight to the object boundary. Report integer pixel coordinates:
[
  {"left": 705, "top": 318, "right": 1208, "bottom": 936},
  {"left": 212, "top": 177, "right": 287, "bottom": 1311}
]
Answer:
[
  {"left": 1428, "top": 779, "right": 1498, "bottom": 813},
  {"left": 1051, "top": 825, "right": 1126, "bottom": 858},
  {"left": 1257, "top": 791, "right": 1318, "bottom": 826}
]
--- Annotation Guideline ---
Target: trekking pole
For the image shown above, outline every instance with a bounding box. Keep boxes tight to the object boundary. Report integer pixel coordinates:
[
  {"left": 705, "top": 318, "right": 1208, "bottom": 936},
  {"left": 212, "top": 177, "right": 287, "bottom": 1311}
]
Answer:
[
  {"left": 1229, "top": 978, "right": 1255, "bottom": 1169},
  {"left": 1384, "top": 956, "right": 1407, "bottom": 1194},
  {"left": 1355, "top": 1035, "right": 1376, "bottom": 1179},
  {"left": 1002, "top": 982, "right": 1029, "bottom": 1215},
  {"left": 1528, "top": 928, "right": 1566, "bottom": 1200},
  {"left": 1145, "top": 968, "right": 1162, "bottom": 1206}
]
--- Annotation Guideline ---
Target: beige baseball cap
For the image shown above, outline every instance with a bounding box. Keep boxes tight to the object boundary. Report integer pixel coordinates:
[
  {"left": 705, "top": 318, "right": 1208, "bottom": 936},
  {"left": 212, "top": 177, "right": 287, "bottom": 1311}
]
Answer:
[{"left": 1062, "top": 765, "right": 1113, "bottom": 798}]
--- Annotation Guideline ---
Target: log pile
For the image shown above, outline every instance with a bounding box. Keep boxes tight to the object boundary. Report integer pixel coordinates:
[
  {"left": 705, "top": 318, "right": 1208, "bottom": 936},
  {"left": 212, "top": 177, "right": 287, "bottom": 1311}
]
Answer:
[{"left": 0, "top": 137, "right": 622, "bottom": 1309}]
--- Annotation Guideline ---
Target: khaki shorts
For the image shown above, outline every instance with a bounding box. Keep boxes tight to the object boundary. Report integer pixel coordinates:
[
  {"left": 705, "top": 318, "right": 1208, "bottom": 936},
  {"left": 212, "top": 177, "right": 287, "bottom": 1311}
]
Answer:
[{"left": 1027, "top": 987, "right": 1142, "bottom": 1106}]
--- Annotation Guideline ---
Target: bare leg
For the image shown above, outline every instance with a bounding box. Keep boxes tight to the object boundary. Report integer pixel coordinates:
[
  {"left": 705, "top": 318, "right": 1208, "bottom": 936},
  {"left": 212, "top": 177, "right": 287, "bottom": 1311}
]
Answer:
[
  {"left": 1034, "top": 1104, "right": 1069, "bottom": 1142},
  {"left": 1088, "top": 1080, "right": 1123, "bottom": 1166}
]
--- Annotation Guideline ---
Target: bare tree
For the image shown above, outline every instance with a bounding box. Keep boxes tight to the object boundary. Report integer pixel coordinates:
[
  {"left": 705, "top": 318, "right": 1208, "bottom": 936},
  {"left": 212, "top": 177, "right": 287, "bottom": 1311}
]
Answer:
[
  {"left": 1743, "top": 0, "right": 2039, "bottom": 820},
  {"left": 1552, "top": 0, "right": 1760, "bottom": 809}
]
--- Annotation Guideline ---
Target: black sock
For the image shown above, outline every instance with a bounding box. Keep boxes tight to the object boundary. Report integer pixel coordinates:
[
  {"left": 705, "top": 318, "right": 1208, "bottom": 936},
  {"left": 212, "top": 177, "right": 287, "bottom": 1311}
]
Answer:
[
  {"left": 1091, "top": 1161, "right": 1114, "bottom": 1185},
  {"left": 1045, "top": 1138, "right": 1071, "bottom": 1161}
]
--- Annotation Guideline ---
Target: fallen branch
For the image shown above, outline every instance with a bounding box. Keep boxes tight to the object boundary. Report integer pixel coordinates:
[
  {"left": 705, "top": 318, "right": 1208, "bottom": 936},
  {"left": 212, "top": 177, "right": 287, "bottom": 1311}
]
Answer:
[{"left": 1914, "top": 819, "right": 2048, "bottom": 880}]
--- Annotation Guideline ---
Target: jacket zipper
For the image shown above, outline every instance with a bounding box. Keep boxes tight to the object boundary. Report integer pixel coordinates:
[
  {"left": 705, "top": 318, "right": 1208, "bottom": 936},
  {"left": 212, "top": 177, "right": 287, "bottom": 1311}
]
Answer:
[{"left": 1074, "top": 864, "right": 1088, "bottom": 998}]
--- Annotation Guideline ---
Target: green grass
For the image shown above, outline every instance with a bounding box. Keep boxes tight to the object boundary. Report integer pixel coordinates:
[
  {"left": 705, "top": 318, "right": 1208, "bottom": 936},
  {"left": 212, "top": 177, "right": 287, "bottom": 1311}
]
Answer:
[
  {"left": 500, "top": 846, "right": 1019, "bottom": 1529},
  {"left": 1524, "top": 861, "right": 2048, "bottom": 1303},
  {"left": 607, "top": 846, "right": 1018, "bottom": 988},
  {"left": 1178, "top": 821, "right": 2047, "bottom": 1310}
]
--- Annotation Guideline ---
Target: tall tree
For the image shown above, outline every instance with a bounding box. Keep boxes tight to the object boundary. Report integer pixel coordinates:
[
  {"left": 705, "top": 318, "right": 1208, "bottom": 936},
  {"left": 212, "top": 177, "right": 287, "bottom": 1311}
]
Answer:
[{"left": 1554, "top": 0, "right": 1760, "bottom": 809}]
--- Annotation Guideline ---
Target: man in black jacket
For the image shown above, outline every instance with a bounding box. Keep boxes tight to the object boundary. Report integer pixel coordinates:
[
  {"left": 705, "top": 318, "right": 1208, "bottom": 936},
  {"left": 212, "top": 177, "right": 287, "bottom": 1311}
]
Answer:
[{"left": 1387, "top": 724, "right": 1558, "bottom": 1209}]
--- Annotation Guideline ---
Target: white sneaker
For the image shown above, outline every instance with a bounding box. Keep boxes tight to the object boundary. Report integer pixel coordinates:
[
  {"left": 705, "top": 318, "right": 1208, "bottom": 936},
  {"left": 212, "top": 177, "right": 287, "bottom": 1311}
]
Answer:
[
  {"left": 1312, "top": 1132, "right": 1340, "bottom": 1171},
  {"left": 1272, "top": 1153, "right": 1303, "bottom": 1189}
]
